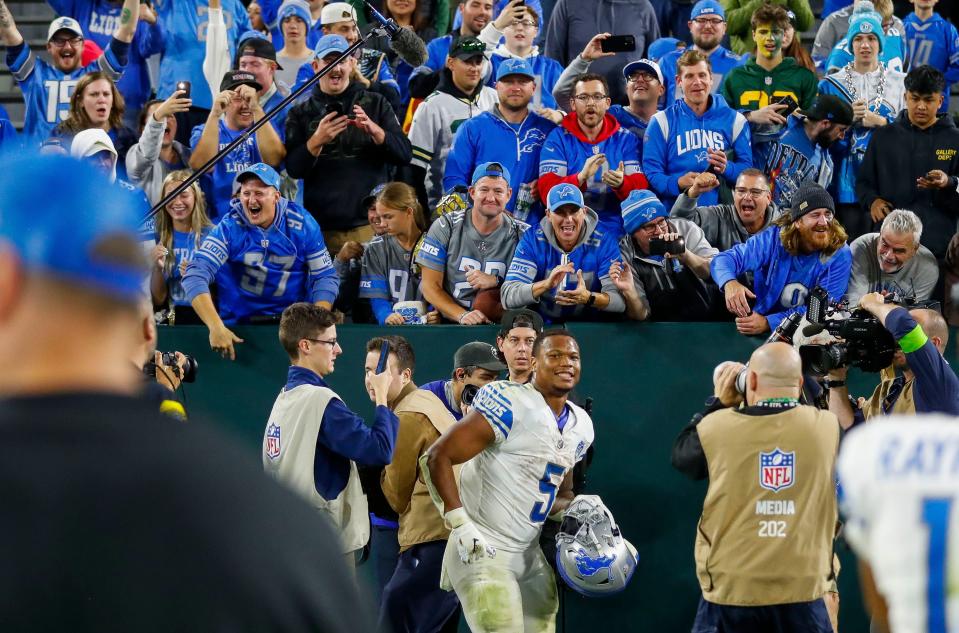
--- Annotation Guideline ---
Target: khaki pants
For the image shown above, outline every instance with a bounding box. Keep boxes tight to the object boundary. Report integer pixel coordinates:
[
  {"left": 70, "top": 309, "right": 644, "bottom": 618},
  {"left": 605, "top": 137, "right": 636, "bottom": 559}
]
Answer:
[{"left": 324, "top": 225, "right": 374, "bottom": 259}]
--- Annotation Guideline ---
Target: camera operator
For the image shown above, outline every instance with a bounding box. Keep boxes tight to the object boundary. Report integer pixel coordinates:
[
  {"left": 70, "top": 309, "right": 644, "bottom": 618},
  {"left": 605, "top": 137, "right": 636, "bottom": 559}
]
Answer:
[
  {"left": 672, "top": 342, "right": 840, "bottom": 633},
  {"left": 827, "top": 293, "right": 959, "bottom": 428},
  {"left": 420, "top": 342, "right": 506, "bottom": 420},
  {"left": 134, "top": 297, "right": 189, "bottom": 420}
]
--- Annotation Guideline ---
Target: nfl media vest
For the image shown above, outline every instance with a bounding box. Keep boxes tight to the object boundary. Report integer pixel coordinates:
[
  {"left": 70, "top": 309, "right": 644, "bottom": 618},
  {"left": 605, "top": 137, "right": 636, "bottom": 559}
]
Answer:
[
  {"left": 695, "top": 405, "right": 839, "bottom": 605},
  {"left": 262, "top": 384, "right": 369, "bottom": 553},
  {"left": 391, "top": 388, "right": 460, "bottom": 550}
]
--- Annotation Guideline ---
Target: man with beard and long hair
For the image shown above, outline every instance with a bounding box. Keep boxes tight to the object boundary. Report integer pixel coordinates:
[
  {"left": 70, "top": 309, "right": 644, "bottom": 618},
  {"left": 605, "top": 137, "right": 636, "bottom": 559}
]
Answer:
[{"left": 711, "top": 182, "right": 852, "bottom": 337}]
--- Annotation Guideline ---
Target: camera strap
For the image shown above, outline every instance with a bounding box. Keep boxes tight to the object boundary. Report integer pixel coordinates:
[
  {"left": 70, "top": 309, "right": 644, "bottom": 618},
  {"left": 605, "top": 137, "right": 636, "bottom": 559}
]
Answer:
[{"left": 754, "top": 398, "right": 799, "bottom": 410}]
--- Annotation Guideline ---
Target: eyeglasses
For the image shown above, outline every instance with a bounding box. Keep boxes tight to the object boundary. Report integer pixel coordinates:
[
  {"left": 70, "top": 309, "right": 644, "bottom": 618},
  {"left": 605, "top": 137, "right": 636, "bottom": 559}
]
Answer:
[
  {"left": 640, "top": 218, "right": 667, "bottom": 233},
  {"left": 50, "top": 36, "right": 83, "bottom": 48},
  {"left": 692, "top": 17, "right": 724, "bottom": 26},
  {"left": 573, "top": 93, "right": 608, "bottom": 104},
  {"left": 304, "top": 337, "right": 338, "bottom": 347},
  {"left": 509, "top": 19, "right": 536, "bottom": 28},
  {"left": 804, "top": 210, "right": 834, "bottom": 222},
  {"left": 628, "top": 72, "right": 658, "bottom": 84},
  {"left": 734, "top": 187, "right": 769, "bottom": 197}
]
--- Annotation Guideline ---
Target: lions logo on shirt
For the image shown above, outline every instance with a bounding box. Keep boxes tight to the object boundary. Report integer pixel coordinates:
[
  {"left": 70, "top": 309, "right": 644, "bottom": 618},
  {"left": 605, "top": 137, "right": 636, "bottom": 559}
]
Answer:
[{"left": 759, "top": 448, "right": 795, "bottom": 492}]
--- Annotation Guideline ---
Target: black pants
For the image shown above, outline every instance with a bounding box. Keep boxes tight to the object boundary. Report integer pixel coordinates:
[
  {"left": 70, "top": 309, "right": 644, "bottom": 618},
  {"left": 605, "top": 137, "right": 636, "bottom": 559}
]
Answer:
[
  {"left": 691, "top": 596, "right": 833, "bottom": 633},
  {"left": 836, "top": 202, "right": 876, "bottom": 243},
  {"left": 173, "top": 106, "right": 211, "bottom": 148},
  {"left": 378, "top": 540, "right": 460, "bottom": 633}
]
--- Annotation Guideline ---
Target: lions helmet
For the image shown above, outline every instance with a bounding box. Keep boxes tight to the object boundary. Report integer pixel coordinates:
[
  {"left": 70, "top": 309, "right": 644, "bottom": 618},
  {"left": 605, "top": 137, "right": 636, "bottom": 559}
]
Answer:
[{"left": 555, "top": 495, "right": 638, "bottom": 597}]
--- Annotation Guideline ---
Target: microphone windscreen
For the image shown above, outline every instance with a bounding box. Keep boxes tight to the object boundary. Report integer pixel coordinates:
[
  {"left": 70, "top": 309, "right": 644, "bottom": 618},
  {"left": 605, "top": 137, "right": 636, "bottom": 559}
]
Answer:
[
  {"left": 801, "top": 323, "right": 825, "bottom": 337},
  {"left": 391, "top": 27, "right": 428, "bottom": 67}
]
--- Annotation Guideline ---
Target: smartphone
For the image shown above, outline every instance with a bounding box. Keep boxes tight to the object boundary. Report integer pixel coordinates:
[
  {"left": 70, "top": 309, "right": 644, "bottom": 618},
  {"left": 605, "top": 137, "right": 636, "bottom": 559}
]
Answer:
[
  {"left": 375, "top": 340, "right": 390, "bottom": 374},
  {"left": 770, "top": 94, "right": 799, "bottom": 116},
  {"left": 175, "top": 81, "right": 190, "bottom": 99},
  {"left": 648, "top": 236, "right": 685, "bottom": 256},
  {"left": 600, "top": 35, "right": 636, "bottom": 54},
  {"left": 324, "top": 101, "right": 355, "bottom": 120}
]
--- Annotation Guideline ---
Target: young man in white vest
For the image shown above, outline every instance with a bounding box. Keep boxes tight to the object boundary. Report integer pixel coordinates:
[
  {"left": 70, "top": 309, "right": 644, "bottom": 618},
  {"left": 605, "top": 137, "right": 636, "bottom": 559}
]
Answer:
[
  {"left": 263, "top": 303, "right": 398, "bottom": 563},
  {"left": 373, "top": 335, "right": 463, "bottom": 633}
]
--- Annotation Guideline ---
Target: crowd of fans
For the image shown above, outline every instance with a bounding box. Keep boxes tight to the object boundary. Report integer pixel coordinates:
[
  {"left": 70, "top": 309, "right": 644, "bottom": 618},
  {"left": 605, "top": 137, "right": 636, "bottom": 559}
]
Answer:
[{"left": 2, "top": 0, "right": 959, "bottom": 345}]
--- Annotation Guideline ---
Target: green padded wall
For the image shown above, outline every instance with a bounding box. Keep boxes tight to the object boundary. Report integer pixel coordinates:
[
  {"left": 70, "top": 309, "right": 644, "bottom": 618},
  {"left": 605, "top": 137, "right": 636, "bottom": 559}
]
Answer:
[{"left": 159, "top": 322, "right": 917, "bottom": 632}]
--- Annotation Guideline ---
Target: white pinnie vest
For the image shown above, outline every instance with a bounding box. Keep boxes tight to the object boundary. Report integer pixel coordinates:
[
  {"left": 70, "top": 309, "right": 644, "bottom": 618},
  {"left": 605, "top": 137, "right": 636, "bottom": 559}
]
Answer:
[{"left": 262, "top": 383, "right": 369, "bottom": 553}]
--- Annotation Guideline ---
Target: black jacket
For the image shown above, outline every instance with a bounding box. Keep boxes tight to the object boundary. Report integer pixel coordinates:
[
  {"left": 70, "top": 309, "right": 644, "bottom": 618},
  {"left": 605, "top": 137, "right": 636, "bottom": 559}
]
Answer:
[
  {"left": 285, "top": 82, "right": 412, "bottom": 231},
  {"left": 857, "top": 112, "right": 959, "bottom": 259}
]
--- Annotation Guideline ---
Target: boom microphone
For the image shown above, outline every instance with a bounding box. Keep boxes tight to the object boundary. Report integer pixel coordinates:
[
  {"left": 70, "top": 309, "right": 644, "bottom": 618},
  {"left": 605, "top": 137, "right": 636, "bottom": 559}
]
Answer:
[
  {"left": 802, "top": 323, "right": 826, "bottom": 337},
  {"left": 364, "top": 1, "right": 428, "bottom": 67}
]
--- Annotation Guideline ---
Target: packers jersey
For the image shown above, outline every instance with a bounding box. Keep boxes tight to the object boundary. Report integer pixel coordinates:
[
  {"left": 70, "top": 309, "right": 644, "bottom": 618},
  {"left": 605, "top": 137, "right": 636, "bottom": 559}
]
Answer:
[
  {"left": 462, "top": 381, "right": 593, "bottom": 553},
  {"left": 837, "top": 416, "right": 959, "bottom": 633},
  {"left": 415, "top": 210, "right": 527, "bottom": 310}
]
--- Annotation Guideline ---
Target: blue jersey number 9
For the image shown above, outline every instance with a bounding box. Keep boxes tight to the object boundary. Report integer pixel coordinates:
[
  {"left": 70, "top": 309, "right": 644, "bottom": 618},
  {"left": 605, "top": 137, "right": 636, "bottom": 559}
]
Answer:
[{"left": 530, "top": 462, "right": 565, "bottom": 523}]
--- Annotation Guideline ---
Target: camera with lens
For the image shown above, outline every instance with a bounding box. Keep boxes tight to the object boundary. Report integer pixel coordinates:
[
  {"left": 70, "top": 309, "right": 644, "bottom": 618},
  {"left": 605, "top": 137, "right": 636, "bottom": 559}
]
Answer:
[
  {"left": 461, "top": 383, "right": 479, "bottom": 407},
  {"left": 797, "top": 287, "right": 896, "bottom": 375},
  {"left": 155, "top": 351, "right": 199, "bottom": 383},
  {"left": 647, "top": 236, "right": 685, "bottom": 257}
]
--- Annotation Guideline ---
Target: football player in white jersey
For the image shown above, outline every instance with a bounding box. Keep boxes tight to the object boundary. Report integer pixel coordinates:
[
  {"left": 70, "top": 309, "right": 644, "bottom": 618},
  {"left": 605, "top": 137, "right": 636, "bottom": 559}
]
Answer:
[
  {"left": 423, "top": 329, "right": 594, "bottom": 633},
  {"left": 836, "top": 414, "right": 959, "bottom": 633}
]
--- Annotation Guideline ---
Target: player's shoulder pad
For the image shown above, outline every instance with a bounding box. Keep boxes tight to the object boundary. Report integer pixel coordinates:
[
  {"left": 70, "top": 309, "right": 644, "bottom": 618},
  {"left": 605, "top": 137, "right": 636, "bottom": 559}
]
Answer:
[{"left": 473, "top": 380, "right": 525, "bottom": 438}]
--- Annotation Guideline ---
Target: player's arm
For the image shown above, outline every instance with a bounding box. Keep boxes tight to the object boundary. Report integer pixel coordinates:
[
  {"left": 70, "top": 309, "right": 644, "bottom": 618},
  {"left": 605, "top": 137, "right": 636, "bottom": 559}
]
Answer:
[
  {"left": 113, "top": 0, "right": 141, "bottom": 43},
  {"left": 549, "top": 471, "right": 575, "bottom": 518},
  {"left": 423, "top": 409, "right": 495, "bottom": 514},
  {"left": 0, "top": 0, "right": 24, "bottom": 47},
  {"left": 858, "top": 560, "right": 890, "bottom": 633}
]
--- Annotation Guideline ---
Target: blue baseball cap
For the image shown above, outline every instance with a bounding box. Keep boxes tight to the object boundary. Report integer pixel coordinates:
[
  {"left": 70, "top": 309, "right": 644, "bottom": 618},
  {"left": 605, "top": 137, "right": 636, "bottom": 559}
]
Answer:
[
  {"left": 546, "top": 183, "right": 584, "bottom": 213},
  {"left": 0, "top": 154, "right": 148, "bottom": 303},
  {"left": 471, "top": 162, "right": 512, "bottom": 186},
  {"left": 278, "top": 0, "right": 312, "bottom": 26},
  {"left": 236, "top": 163, "right": 282, "bottom": 190},
  {"left": 647, "top": 37, "right": 684, "bottom": 62},
  {"left": 622, "top": 189, "right": 667, "bottom": 235},
  {"left": 496, "top": 58, "right": 536, "bottom": 82},
  {"left": 622, "top": 58, "right": 663, "bottom": 83},
  {"left": 690, "top": 0, "right": 725, "bottom": 20},
  {"left": 315, "top": 34, "right": 349, "bottom": 60}
]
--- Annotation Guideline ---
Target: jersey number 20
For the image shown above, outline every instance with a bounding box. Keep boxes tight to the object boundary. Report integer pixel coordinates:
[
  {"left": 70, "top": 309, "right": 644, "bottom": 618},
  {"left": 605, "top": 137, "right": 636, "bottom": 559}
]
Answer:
[{"left": 530, "top": 462, "right": 564, "bottom": 523}]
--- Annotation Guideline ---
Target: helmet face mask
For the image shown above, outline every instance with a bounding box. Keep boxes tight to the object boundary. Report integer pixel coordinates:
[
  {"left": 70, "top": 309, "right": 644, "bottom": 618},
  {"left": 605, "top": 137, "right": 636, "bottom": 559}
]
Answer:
[{"left": 555, "top": 495, "right": 638, "bottom": 597}]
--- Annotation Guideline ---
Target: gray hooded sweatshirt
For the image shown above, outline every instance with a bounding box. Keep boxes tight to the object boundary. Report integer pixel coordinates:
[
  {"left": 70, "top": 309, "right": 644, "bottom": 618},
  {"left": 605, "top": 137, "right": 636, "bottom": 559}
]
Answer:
[
  {"left": 670, "top": 191, "right": 784, "bottom": 253},
  {"left": 545, "top": 0, "right": 660, "bottom": 106}
]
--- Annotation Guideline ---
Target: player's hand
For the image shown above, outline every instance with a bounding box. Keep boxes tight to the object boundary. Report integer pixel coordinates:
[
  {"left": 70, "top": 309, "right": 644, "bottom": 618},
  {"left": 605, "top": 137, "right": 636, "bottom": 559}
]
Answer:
[
  {"left": 713, "top": 361, "right": 745, "bottom": 407},
  {"left": 608, "top": 260, "right": 634, "bottom": 294},
  {"left": 353, "top": 105, "right": 385, "bottom": 144},
  {"left": 446, "top": 508, "right": 496, "bottom": 563},
  {"left": 209, "top": 324, "right": 244, "bottom": 361},
  {"left": 735, "top": 312, "right": 769, "bottom": 336},
  {"left": 706, "top": 148, "right": 727, "bottom": 175},
  {"left": 747, "top": 102, "right": 788, "bottom": 125},
  {"left": 555, "top": 270, "right": 591, "bottom": 306},
  {"left": 458, "top": 310, "right": 491, "bottom": 325},
  {"left": 465, "top": 268, "right": 499, "bottom": 290},
  {"left": 580, "top": 32, "right": 615, "bottom": 62},
  {"left": 336, "top": 240, "right": 363, "bottom": 263},
  {"left": 312, "top": 111, "right": 350, "bottom": 146},
  {"left": 385, "top": 312, "right": 405, "bottom": 325},
  {"left": 151, "top": 243, "right": 169, "bottom": 269},
  {"left": 687, "top": 171, "right": 720, "bottom": 198},
  {"left": 917, "top": 169, "right": 949, "bottom": 190},
  {"left": 493, "top": 0, "right": 527, "bottom": 30},
  {"left": 601, "top": 161, "right": 625, "bottom": 188},
  {"left": 154, "top": 89, "right": 192, "bottom": 119},
  {"left": 723, "top": 279, "right": 755, "bottom": 317},
  {"left": 536, "top": 107, "right": 564, "bottom": 125},
  {"left": 211, "top": 90, "right": 234, "bottom": 117},
  {"left": 578, "top": 154, "right": 606, "bottom": 186},
  {"left": 870, "top": 197, "right": 893, "bottom": 222},
  {"left": 677, "top": 171, "right": 699, "bottom": 192}
]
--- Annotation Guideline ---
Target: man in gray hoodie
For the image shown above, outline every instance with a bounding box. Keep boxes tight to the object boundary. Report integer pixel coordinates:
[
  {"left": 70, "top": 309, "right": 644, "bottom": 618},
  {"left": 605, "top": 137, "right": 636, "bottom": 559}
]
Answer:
[
  {"left": 544, "top": 0, "right": 660, "bottom": 105},
  {"left": 502, "top": 182, "right": 625, "bottom": 322}
]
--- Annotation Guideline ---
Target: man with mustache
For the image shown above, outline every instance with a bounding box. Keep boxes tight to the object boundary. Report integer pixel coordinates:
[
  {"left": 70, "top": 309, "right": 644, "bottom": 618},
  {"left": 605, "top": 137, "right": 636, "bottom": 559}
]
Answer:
[
  {"left": 846, "top": 209, "right": 938, "bottom": 305},
  {"left": 182, "top": 163, "right": 338, "bottom": 360},
  {"left": 671, "top": 168, "right": 782, "bottom": 252},
  {"left": 0, "top": 0, "right": 141, "bottom": 148},
  {"left": 189, "top": 70, "right": 286, "bottom": 220},
  {"left": 711, "top": 182, "right": 853, "bottom": 336}
]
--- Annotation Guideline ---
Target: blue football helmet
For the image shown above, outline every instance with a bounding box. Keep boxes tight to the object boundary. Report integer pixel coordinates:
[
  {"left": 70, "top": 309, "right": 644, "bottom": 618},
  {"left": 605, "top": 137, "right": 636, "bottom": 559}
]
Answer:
[{"left": 555, "top": 495, "right": 638, "bottom": 597}]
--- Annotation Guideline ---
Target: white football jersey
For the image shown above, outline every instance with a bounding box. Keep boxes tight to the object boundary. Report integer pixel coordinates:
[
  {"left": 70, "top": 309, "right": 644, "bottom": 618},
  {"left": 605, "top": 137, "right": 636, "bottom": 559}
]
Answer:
[
  {"left": 461, "top": 381, "right": 594, "bottom": 553},
  {"left": 837, "top": 415, "right": 959, "bottom": 633}
]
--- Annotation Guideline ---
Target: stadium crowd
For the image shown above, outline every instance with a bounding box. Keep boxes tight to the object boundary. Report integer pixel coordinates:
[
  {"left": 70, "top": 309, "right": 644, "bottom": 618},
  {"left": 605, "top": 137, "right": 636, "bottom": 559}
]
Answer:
[{"left": 3, "top": 0, "right": 959, "bottom": 631}]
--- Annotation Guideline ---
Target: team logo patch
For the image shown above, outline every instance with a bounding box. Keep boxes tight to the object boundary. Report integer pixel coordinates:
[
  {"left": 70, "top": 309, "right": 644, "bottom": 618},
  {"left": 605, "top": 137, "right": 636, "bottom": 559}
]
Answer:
[
  {"left": 574, "top": 548, "right": 616, "bottom": 579},
  {"left": 266, "top": 423, "right": 281, "bottom": 460},
  {"left": 860, "top": 21, "right": 873, "bottom": 33},
  {"left": 759, "top": 448, "right": 795, "bottom": 492}
]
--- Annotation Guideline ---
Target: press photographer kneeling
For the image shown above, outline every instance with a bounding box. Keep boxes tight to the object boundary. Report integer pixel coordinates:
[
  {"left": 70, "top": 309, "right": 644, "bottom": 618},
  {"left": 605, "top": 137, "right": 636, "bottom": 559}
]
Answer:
[
  {"left": 135, "top": 299, "right": 195, "bottom": 420},
  {"left": 826, "top": 292, "right": 959, "bottom": 427}
]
